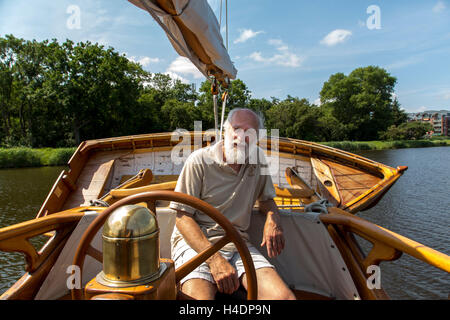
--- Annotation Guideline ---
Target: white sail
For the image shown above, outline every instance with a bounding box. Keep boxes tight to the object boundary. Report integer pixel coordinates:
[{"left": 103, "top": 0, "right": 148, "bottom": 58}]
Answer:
[{"left": 128, "top": 0, "right": 237, "bottom": 82}]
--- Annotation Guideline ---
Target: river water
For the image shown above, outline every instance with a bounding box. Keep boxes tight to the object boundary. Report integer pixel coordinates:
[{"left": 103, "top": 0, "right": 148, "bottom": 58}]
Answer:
[
  {"left": 0, "top": 147, "right": 448, "bottom": 299},
  {"left": 356, "top": 147, "right": 449, "bottom": 300},
  {"left": 0, "top": 166, "right": 66, "bottom": 296}
]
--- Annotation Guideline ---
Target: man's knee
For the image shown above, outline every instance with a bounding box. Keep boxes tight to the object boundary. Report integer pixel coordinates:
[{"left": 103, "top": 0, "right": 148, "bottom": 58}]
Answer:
[
  {"left": 181, "top": 278, "right": 217, "bottom": 300},
  {"left": 242, "top": 267, "right": 296, "bottom": 300},
  {"left": 269, "top": 287, "right": 296, "bottom": 300},
  {"left": 259, "top": 280, "right": 296, "bottom": 300}
]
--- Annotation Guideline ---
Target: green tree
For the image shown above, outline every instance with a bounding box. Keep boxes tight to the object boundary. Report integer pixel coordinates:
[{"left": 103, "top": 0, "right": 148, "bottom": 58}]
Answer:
[
  {"left": 0, "top": 35, "right": 21, "bottom": 144},
  {"left": 40, "top": 40, "right": 150, "bottom": 144},
  {"left": 247, "top": 97, "right": 272, "bottom": 125},
  {"left": 136, "top": 74, "right": 200, "bottom": 133},
  {"left": 391, "top": 98, "right": 408, "bottom": 126},
  {"left": 320, "top": 66, "right": 399, "bottom": 141},
  {"left": 0, "top": 35, "right": 151, "bottom": 147},
  {"left": 316, "top": 105, "right": 349, "bottom": 141},
  {"left": 161, "top": 99, "right": 201, "bottom": 131},
  {"left": 0, "top": 36, "right": 51, "bottom": 147},
  {"left": 266, "top": 96, "right": 322, "bottom": 141},
  {"left": 197, "top": 78, "right": 252, "bottom": 131},
  {"left": 145, "top": 73, "right": 197, "bottom": 105},
  {"left": 2, "top": 35, "right": 416, "bottom": 147},
  {"left": 381, "top": 122, "right": 433, "bottom": 140}
]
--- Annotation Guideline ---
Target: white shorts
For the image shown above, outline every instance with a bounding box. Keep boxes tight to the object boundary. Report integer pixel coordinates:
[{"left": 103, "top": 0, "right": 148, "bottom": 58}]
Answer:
[{"left": 173, "top": 242, "right": 274, "bottom": 286}]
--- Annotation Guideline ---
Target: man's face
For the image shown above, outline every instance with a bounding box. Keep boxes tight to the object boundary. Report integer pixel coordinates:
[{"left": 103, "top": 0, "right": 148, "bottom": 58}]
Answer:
[{"left": 223, "top": 110, "right": 259, "bottom": 165}]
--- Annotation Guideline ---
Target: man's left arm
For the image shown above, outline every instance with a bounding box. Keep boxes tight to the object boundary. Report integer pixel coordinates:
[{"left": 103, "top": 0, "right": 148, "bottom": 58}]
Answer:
[{"left": 258, "top": 199, "right": 285, "bottom": 258}]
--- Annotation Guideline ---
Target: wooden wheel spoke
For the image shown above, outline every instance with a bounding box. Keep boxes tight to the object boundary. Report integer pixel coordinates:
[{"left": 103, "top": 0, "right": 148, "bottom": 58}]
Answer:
[
  {"left": 86, "top": 245, "right": 102, "bottom": 263},
  {"left": 146, "top": 200, "right": 156, "bottom": 213},
  {"left": 175, "top": 236, "right": 230, "bottom": 283}
]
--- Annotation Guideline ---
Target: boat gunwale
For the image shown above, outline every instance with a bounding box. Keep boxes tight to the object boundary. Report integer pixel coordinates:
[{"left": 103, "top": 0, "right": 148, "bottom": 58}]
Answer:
[
  {"left": 78, "top": 132, "right": 400, "bottom": 177},
  {"left": 72, "top": 132, "right": 404, "bottom": 213}
]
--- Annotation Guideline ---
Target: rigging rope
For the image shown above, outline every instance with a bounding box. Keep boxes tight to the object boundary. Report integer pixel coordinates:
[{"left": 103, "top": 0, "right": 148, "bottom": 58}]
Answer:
[
  {"left": 219, "top": 91, "right": 228, "bottom": 140},
  {"left": 226, "top": 0, "right": 229, "bottom": 51},
  {"left": 213, "top": 0, "right": 230, "bottom": 142},
  {"left": 304, "top": 199, "right": 332, "bottom": 214},
  {"left": 218, "top": 0, "right": 229, "bottom": 141},
  {"left": 211, "top": 81, "right": 228, "bottom": 142},
  {"left": 219, "top": 0, "right": 228, "bottom": 51},
  {"left": 219, "top": 0, "right": 223, "bottom": 29},
  {"left": 211, "top": 78, "right": 220, "bottom": 142}
]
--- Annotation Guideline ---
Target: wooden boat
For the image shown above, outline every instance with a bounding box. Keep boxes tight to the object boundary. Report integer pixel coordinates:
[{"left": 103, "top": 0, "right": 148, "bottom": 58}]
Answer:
[
  {"left": 0, "top": 132, "right": 448, "bottom": 300},
  {"left": 1, "top": 0, "right": 448, "bottom": 301}
]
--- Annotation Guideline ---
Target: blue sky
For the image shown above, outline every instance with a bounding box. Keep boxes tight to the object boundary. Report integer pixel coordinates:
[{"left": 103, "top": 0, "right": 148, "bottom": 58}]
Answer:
[{"left": 1, "top": 0, "right": 449, "bottom": 112}]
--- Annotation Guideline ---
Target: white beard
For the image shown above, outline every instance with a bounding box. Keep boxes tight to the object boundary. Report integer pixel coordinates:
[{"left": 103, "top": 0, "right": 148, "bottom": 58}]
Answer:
[{"left": 223, "top": 131, "right": 258, "bottom": 165}]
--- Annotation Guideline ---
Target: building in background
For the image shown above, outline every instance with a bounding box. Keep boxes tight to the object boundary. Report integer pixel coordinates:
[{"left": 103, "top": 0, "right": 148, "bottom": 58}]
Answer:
[{"left": 407, "top": 110, "right": 450, "bottom": 136}]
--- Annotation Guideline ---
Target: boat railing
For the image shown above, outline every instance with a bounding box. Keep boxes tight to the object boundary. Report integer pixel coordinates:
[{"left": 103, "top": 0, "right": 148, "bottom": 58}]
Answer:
[
  {"left": 320, "top": 207, "right": 450, "bottom": 299},
  {"left": 0, "top": 208, "right": 101, "bottom": 299}
]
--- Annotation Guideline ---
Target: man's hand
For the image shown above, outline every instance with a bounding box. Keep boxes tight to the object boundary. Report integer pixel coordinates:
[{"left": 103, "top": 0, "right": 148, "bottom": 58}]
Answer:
[
  {"left": 208, "top": 254, "right": 240, "bottom": 294},
  {"left": 259, "top": 201, "right": 285, "bottom": 258},
  {"left": 176, "top": 212, "right": 240, "bottom": 294}
]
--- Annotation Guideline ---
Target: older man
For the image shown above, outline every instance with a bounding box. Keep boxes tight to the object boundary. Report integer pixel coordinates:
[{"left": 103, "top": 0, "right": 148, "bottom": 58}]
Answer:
[{"left": 169, "top": 108, "right": 295, "bottom": 300}]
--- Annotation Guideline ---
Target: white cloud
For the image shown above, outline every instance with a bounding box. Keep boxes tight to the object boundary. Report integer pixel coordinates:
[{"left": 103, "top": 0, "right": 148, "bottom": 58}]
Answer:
[
  {"left": 417, "top": 106, "right": 427, "bottom": 112},
  {"left": 249, "top": 39, "right": 302, "bottom": 68},
  {"left": 313, "top": 98, "right": 322, "bottom": 106},
  {"left": 166, "top": 57, "right": 204, "bottom": 80},
  {"left": 164, "top": 71, "right": 190, "bottom": 84},
  {"left": 124, "top": 53, "right": 160, "bottom": 68},
  {"left": 138, "top": 56, "right": 160, "bottom": 67},
  {"left": 320, "top": 29, "right": 352, "bottom": 46},
  {"left": 234, "top": 29, "right": 264, "bottom": 44},
  {"left": 433, "top": 1, "right": 446, "bottom": 13},
  {"left": 268, "top": 39, "right": 284, "bottom": 47},
  {"left": 249, "top": 52, "right": 265, "bottom": 62}
]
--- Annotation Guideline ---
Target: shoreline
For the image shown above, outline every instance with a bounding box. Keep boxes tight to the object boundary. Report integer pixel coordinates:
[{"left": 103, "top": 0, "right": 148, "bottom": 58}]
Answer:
[
  {"left": 0, "top": 139, "right": 448, "bottom": 169},
  {"left": 320, "top": 139, "right": 450, "bottom": 152},
  {"left": 0, "top": 147, "right": 76, "bottom": 169}
]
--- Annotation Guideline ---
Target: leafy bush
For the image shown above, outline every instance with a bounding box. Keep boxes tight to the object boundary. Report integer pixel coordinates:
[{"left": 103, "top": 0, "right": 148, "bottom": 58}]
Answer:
[
  {"left": 0, "top": 148, "right": 75, "bottom": 168},
  {"left": 0, "top": 148, "right": 41, "bottom": 168},
  {"left": 380, "top": 122, "right": 433, "bottom": 140},
  {"left": 322, "top": 141, "right": 372, "bottom": 151},
  {"left": 45, "top": 148, "right": 75, "bottom": 166}
]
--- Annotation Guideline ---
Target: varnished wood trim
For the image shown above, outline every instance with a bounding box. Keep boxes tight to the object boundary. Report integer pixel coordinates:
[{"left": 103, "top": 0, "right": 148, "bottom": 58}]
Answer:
[
  {"left": 86, "top": 245, "right": 103, "bottom": 263},
  {"left": 110, "top": 181, "right": 177, "bottom": 198},
  {"left": 321, "top": 208, "right": 450, "bottom": 273}
]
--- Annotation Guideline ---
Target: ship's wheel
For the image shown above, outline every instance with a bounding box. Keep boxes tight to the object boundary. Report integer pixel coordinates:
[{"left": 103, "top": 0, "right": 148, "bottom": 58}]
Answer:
[{"left": 71, "top": 190, "right": 258, "bottom": 300}]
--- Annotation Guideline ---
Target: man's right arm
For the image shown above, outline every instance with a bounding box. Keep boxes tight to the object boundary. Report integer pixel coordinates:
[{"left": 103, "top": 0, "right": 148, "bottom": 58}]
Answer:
[{"left": 175, "top": 210, "right": 240, "bottom": 294}]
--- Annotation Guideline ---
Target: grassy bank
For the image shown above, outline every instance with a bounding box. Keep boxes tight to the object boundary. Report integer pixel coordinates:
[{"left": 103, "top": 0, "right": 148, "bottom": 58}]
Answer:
[
  {"left": 0, "top": 147, "right": 76, "bottom": 169},
  {"left": 320, "top": 138, "right": 450, "bottom": 152}
]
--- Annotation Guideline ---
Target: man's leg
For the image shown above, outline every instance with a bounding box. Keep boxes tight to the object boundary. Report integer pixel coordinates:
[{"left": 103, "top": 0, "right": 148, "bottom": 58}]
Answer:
[
  {"left": 241, "top": 267, "right": 296, "bottom": 300},
  {"left": 173, "top": 243, "right": 220, "bottom": 300},
  {"left": 181, "top": 278, "right": 217, "bottom": 300}
]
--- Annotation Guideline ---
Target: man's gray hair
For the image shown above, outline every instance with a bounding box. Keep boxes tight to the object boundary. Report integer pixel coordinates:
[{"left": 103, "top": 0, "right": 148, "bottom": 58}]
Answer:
[{"left": 224, "top": 108, "right": 265, "bottom": 132}]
